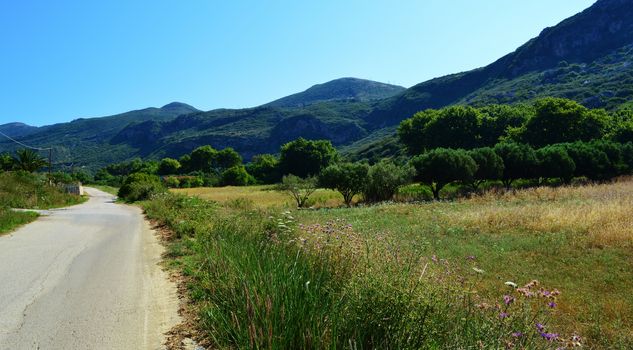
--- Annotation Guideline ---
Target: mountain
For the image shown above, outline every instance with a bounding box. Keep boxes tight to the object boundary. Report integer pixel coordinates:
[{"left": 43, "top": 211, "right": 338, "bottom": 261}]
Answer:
[
  {"left": 2, "top": 0, "right": 633, "bottom": 169},
  {"left": 364, "top": 0, "right": 633, "bottom": 128},
  {"left": 0, "top": 122, "right": 39, "bottom": 138},
  {"left": 265, "top": 78, "right": 405, "bottom": 108}
]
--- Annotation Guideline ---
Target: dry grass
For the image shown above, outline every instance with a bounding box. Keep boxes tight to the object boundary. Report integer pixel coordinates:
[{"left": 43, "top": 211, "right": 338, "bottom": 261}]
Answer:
[
  {"left": 454, "top": 178, "right": 633, "bottom": 248},
  {"left": 171, "top": 185, "right": 344, "bottom": 208}
]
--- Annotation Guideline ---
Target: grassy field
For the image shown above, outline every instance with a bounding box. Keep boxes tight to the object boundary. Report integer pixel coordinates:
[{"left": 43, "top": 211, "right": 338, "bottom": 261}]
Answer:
[
  {"left": 145, "top": 179, "right": 633, "bottom": 348},
  {"left": 172, "top": 185, "right": 345, "bottom": 208}
]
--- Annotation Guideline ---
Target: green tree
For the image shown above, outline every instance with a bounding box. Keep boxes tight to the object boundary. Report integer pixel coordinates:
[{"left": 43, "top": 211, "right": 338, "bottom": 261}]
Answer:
[
  {"left": 410, "top": 148, "right": 477, "bottom": 200},
  {"left": 521, "top": 98, "right": 609, "bottom": 147},
  {"left": 157, "top": 158, "right": 181, "bottom": 175},
  {"left": 319, "top": 162, "right": 369, "bottom": 207},
  {"left": 363, "top": 160, "right": 414, "bottom": 203},
  {"left": 189, "top": 145, "right": 218, "bottom": 173},
  {"left": 590, "top": 140, "right": 626, "bottom": 178},
  {"left": 215, "top": 148, "right": 243, "bottom": 171},
  {"left": 279, "top": 138, "right": 338, "bottom": 178},
  {"left": 398, "top": 106, "right": 482, "bottom": 154},
  {"left": 493, "top": 143, "right": 538, "bottom": 189},
  {"left": 478, "top": 104, "right": 534, "bottom": 145},
  {"left": 536, "top": 146, "right": 576, "bottom": 184},
  {"left": 14, "top": 149, "right": 48, "bottom": 173},
  {"left": 562, "top": 142, "right": 611, "bottom": 181},
  {"left": 275, "top": 175, "right": 317, "bottom": 208},
  {"left": 221, "top": 166, "right": 255, "bottom": 186},
  {"left": 467, "top": 147, "right": 504, "bottom": 190},
  {"left": 246, "top": 154, "right": 281, "bottom": 184}
]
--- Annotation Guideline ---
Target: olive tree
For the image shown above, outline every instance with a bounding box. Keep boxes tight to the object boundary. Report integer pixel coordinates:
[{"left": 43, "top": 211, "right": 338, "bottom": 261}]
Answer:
[
  {"left": 318, "top": 162, "right": 369, "bottom": 207},
  {"left": 410, "top": 148, "right": 477, "bottom": 200}
]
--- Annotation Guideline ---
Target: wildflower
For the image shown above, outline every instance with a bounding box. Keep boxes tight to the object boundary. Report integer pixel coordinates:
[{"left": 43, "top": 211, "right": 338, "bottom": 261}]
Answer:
[
  {"left": 504, "top": 281, "right": 518, "bottom": 288},
  {"left": 540, "top": 332, "right": 559, "bottom": 341},
  {"left": 548, "top": 301, "right": 557, "bottom": 308},
  {"left": 503, "top": 295, "right": 515, "bottom": 305},
  {"left": 466, "top": 255, "right": 476, "bottom": 261},
  {"left": 431, "top": 255, "right": 438, "bottom": 262},
  {"left": 472, "top": 267, "right": 485, "bottom": 274},
  {"left": 536, "top": 323, "right": 545, "bottom": 332},
  {"left": 511, "top": 332, "right": 523, "bottom": 338},
  {"left": 499, "top": 312, "right": 509, "bottom": 319}
]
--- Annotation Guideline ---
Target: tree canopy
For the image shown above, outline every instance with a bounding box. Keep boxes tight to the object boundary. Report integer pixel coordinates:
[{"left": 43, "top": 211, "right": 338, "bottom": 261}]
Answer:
[{"left": 279, "top": 138, "right": 338, "bottom": 178}]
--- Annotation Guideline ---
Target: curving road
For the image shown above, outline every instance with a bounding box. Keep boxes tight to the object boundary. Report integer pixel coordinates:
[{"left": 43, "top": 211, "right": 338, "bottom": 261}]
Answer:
[{"left": 0, "top": 188, "right": 180, "bottom": 350}]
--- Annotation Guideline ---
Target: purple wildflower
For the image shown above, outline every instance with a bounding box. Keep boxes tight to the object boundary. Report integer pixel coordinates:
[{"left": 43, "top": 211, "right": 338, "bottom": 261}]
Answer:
[
  {"left": 536, "top": 323, "right": 545, "bottom": 332},
  {"left": 540, "top": 332, "right": 559, "bottom": 341},
  {"left": 548, "top": 301, "right": 557, "bottom": 308},
  {"left": 499, "top": 312, "right": 509, "bottom": 319},
  {"left": 511, "top": 332, "right": 523, "bottom": 338},
  {"left": 503, "top": 295, "right": 515, "bottom": 305}
]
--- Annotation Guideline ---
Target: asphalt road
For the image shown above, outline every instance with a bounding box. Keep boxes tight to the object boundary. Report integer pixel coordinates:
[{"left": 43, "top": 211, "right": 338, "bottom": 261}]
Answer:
[{"left": 0, "top": 188, "right": 180, "bottom": 350}]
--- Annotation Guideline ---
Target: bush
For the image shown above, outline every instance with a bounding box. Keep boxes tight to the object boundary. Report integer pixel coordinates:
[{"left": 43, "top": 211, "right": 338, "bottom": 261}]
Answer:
[
  {"left": 319, "top": 162, "right": 369, "bottom": 207},
  {"left": 118, "top": 173, "right": 165, "bottom": 202},
  {"left": 220, "top": 166, "right": 255, "bottom": 186},
  {"left": 562, "top": 142, "right": 611, "bottom": 181},
  {"left": 158, "top": 158, "right": 181, "bottom": 175},
  {"left": 363, "top": 160, "right": 414, "bottom": 203},
  {"left": 410, "top": 148, "right": 477, "bottom": 200},
  {"left": 163, "top": 176, "right": 181, "bottom": 188}
]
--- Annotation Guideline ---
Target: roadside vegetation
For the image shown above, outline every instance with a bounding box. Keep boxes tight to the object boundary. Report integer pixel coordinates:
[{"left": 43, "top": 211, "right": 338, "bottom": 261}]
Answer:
[{"left": 0, "top": 150, "right": 86, "bottom": 234}]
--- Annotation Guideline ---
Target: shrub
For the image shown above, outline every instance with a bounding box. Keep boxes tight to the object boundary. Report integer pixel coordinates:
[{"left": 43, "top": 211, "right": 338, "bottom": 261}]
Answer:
[
  {"left": 319, "top": 162, "right": 369, "bottom": 207},
  {"left": 363, "top": 160, "right": 414, "bottom": 203},
  {"left": 163, "top": 176, "right": 181, "bottom": 188},
  {"left": 562, "top": 142, "right": 611, "bottom": 181},
  {"left": 410, "top": 148, "right": 477, "bottom": 200},
  {"left": 275, "top": 175, "right": 317, "bottom": 208},
  {"left": 117, "top": 173, "right": 165, "bottom": 202},
  {"left": 220, "top": 166, "right": 255, "bottom": 186}
]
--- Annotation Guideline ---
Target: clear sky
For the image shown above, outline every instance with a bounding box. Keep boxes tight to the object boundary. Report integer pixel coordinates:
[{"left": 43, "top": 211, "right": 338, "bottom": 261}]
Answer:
[{"left": 0, "top": 0, "right": 596, "bottom": 126}]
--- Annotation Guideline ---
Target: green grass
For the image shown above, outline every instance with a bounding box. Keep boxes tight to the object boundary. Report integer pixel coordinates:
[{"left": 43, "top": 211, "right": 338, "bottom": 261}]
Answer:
[
  {"left": 142, "top": 191, "right": 575, "bottom": 349},
  {"left": 0, "top": 171, "right": 87, "bottom": 209},
  {"left": 0, "top": 208, "right": 38, "bottom": 235}
]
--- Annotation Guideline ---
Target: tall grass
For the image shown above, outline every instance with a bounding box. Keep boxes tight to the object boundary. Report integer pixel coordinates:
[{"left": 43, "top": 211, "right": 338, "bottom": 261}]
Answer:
[
  {"left": 0, "top": 171, "right": 85, "bottom": 209},
  {"left": 143, "top": 193, "right": 568, "bottom": 349}
]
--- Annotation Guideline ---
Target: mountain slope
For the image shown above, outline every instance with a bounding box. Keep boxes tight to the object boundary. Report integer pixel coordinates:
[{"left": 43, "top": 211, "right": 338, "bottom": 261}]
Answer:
[
  {"left": 365, "top": 0, "right": 633, "bottom": 128},
  {"left": 0, "top": 123, "right": 39, "bottom": 138},
  {"left": 2, "top": 0, "right": 633, "bottom": 169},
  {"left": 265, "top": 78, "right": 405, "bottom": 108}
]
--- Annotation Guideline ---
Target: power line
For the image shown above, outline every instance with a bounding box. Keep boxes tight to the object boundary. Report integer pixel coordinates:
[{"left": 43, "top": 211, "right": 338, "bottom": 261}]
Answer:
[{"left": 0, "top": 130, "right": 52, "bottom": 151}]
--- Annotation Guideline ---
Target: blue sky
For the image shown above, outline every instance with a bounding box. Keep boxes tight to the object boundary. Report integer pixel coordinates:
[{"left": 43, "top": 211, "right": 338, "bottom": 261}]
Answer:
[{"left": 0, "top": 0, "right": 595, "bottom": 126}]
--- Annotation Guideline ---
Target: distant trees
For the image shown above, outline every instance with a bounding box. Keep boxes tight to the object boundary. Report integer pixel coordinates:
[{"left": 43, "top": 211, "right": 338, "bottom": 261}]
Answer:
[
  {"left": 220, "top": 166, "right": 255, "bottom": 186},
  {"left": 246, "top": 154, "right": 281, "bottom": 184},
  {"left": 410, "top": 148, "right": 477, "bottom": 200},
  {"left": 468, "top": 147, "right": 504, "bottom": 190},
  {"left": 279, "top": 138, "right": 339, "bottom": 178},
  {"left": 363, "top": 160, "right": 414, "bottom": 203},
  {"left": 319, "top": 163, "right": 369, "bottom": 207},
  {"left": 158, "top": 158, "right": 181, "bottom": 175},
  {"left": 521, "top": 98, "right": 609, "bottom": 147},
  {"left": 535, "top": 146, "right": 575, "bottom": 184},
  {"left": 493, "top": 143, "right": 538, "bottom": 189}
]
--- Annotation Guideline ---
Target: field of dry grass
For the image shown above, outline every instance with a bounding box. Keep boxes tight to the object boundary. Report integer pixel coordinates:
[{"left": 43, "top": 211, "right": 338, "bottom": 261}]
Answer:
[{"left": 171, "top": 185, "right": 344, "bottom": 208}]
